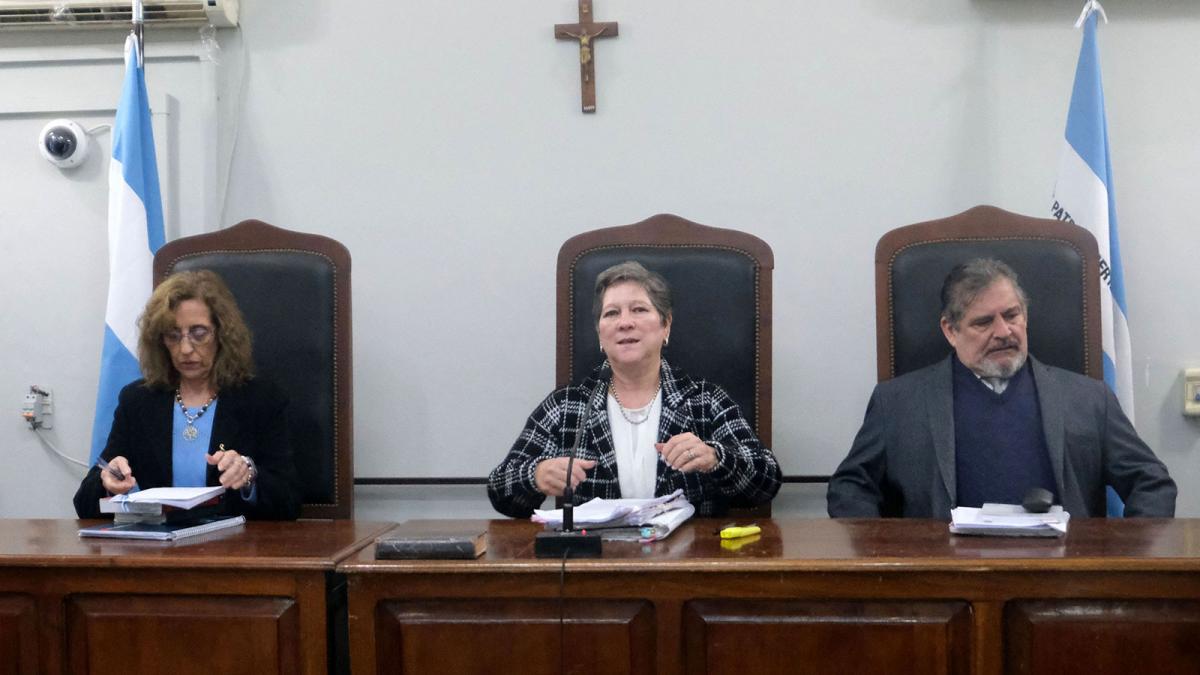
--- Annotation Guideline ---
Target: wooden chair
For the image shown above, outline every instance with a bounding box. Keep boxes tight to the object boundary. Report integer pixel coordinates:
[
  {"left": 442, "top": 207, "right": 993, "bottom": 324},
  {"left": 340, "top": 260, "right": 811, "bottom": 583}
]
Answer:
[
  {"left": 154, "top": 220, "right": 354, "bottom": 519},
  {"left": 558, "top": 213, "right": 774, "bottom": 514},
  {"left": 875, "top": 205, "right": 1102, "bottom": 382}
]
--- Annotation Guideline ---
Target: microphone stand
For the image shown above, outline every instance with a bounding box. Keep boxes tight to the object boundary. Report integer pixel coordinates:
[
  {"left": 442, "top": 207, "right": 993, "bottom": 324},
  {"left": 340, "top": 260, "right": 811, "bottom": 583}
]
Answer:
[{"left": 534, "top": 365, "right": 607, "bottom": 558}]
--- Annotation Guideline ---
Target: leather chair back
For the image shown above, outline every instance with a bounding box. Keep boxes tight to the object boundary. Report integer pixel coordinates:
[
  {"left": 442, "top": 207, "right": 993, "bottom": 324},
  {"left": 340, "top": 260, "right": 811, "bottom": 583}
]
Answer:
[
  {"left": 154, "top": 220, "right": 353, "bottom": 518},
  {"left": 558, "top": 213, "right": 774, "bottom": 448},
  {"left": 876, "top": 205, "right": 1102, "bottom": 382}
]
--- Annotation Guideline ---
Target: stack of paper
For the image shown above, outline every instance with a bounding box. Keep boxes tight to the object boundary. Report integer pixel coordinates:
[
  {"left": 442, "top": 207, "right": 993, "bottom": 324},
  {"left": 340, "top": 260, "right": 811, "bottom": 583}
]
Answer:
[
  {"left": 533, "top": 489, "right": 694, "bottom": 542},
  {"left": 107, "top": 486, "right": 226, "bottom": 510},
  {"left": 101, "top": 486, "right": 226, "bottom": 524},
  {"left": 950, "top": 503, "right": 1070, "bottom": 538}
]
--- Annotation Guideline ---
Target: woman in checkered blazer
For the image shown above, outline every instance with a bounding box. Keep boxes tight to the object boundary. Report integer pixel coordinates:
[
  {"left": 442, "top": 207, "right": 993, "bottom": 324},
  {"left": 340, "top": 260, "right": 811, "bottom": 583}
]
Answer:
[{"left": 488, "top": 261, "right": 781, "bottom": 518}]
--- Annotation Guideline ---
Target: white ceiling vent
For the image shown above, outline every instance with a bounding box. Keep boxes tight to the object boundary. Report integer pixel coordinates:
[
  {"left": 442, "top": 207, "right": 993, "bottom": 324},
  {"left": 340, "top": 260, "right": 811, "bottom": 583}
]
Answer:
[{"left": 0, "top": 0, "right": 238, "bottom": 30}]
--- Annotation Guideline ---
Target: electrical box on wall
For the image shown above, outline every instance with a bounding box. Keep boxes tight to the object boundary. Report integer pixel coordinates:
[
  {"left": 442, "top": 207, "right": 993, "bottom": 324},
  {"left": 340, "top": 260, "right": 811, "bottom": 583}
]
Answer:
[
  {"left": 1186, "top": 369, "right": 1200, "bottom": 417},
  {"left": 21, "top": 386, "right": 53, "bottom": 430}
]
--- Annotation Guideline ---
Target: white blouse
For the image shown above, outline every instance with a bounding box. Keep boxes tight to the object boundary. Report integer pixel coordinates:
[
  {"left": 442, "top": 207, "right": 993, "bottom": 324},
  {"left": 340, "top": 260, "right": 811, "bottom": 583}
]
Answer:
[{"left": 606, "top": 389, "right": 663, "bottom": 499}]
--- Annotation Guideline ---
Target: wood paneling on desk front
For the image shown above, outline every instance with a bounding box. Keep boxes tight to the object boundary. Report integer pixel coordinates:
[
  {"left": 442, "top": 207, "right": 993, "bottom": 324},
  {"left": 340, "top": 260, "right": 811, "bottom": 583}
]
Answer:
[
  {"left": 0, "top": 519, "right": 390, "bottom": 675},
  {"left": 340, "top": 518, "right": 1200, "bottom": 675}
]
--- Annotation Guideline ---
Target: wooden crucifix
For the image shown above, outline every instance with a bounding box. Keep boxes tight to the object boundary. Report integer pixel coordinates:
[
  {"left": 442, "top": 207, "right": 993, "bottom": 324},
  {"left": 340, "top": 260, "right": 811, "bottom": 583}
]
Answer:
[{"left": 554, "top": 0, "right": 618, "bottom": 113}]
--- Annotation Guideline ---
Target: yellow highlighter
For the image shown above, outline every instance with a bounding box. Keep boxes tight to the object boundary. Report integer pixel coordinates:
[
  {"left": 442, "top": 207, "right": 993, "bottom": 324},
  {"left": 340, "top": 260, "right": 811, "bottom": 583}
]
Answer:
[{"left": 718, "top": 525, "right": 761, "bottom": 539}]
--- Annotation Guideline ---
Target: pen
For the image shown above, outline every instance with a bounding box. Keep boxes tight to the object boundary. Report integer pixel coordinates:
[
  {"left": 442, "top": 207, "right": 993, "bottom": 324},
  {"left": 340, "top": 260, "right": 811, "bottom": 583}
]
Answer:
[
  {"left": 718, "top": 525, "right": 761, "bottom": 539},
  {"left": 97, "top": 457, "right": 126, "bottom": 481}
]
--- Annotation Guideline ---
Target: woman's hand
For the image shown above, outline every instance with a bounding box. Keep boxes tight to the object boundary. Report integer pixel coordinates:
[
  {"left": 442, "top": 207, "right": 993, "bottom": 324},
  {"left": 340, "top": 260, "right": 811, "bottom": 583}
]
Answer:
[
  {"left": 207, "top": 444, "right": 255, "bottom": 490},
  {"left": 656, "top": 433, "right": 718, "bottom": 473},
  {"left": 534, "top": 457, "right": 597, "bottom": 497},
  {"left": 99, "top": 456, "right": 137, "bottom": 495}
]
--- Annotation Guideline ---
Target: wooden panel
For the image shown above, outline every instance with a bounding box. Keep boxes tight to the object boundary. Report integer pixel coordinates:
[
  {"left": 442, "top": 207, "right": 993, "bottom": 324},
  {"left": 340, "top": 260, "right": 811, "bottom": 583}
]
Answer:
[
  {"left": 0, "top": 594, "right": 37, "bottom": 675},
  {"left": 684, "top": 600, "right": 972, "bottom": 675},
  {"left": 65, "top": 594, "right": 299, "bottom": 675},
  {"left": 375, "top": 599, "right": 654, "bottom": 675},
  {"left": 1006, "top": 600, "right": 1200, "bottom": 675}
]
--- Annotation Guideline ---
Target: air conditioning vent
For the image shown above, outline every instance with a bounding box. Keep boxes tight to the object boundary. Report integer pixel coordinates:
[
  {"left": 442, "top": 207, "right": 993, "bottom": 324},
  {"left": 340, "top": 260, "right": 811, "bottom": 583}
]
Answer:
[{"left": 0, "top": 0, "right": 238, "bottom": 30}]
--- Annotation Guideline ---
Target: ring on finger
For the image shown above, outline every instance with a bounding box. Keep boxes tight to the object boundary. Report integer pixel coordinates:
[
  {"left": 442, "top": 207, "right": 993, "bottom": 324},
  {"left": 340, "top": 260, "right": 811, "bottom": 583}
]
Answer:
[{"left": 686, "top": 449, "right": 696, "bottom": 460}]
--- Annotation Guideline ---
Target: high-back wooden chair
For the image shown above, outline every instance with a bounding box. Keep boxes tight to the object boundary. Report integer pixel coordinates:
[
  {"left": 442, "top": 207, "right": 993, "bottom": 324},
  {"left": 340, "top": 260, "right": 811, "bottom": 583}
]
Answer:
[
  {"left": 876, "top": 205, "right": 1102, "bottom": 382},
  {"left": 558, "top": 213, "right": 774, "bottom": 514},
  {"left": 154, "top": 220, "right": 353, "bottom": 519}
]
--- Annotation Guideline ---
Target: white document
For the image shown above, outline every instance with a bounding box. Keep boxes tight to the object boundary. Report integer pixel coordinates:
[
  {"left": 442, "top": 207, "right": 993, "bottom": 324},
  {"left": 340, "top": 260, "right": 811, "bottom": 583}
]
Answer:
[
  {"left": 950, "top": 503, "right": 1070, "bottom": 538},
  {"left": 109, "top": 486, "right": 226, "bottom": 510},
  {"left": 533, "top": 489, "right": 694, "bottom": 541},
  {"left": 632, "top": 500, "right": 695, "bottom": 542}
]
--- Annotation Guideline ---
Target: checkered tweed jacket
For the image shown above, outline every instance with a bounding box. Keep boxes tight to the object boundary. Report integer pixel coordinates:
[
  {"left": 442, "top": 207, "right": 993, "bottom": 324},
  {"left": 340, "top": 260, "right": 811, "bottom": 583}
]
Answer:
[{"left": 488, "top": 359, "right": 782, "bottom": 519}]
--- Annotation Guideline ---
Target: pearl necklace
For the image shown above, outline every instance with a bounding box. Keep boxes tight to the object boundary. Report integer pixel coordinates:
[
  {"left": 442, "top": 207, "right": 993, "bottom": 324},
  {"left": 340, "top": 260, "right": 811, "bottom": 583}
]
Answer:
[
  {"left": 175, "top": 389, "right": 217, "bottom": 441},
  {"left": 610, "top": 378, "right": 660, "bottom": 425}
]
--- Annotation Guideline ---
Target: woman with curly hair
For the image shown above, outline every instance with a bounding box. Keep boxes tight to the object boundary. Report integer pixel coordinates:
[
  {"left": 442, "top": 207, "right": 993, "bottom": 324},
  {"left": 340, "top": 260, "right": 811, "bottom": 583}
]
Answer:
[{"left": 74, "top": 270, "right": 301, "bottom": 520}]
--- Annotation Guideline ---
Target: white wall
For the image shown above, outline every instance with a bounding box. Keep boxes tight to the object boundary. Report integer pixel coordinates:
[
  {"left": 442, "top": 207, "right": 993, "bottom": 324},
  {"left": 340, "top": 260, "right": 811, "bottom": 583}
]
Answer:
[{"left": 2, "top": 1, "right": 1198, "bottom": 521}]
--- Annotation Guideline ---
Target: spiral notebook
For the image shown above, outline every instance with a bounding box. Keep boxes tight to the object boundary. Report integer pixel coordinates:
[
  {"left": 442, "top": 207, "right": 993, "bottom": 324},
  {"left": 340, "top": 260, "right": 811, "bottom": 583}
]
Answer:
[{"left": 78, "top": 514, "right": 246, "bottom": 541}]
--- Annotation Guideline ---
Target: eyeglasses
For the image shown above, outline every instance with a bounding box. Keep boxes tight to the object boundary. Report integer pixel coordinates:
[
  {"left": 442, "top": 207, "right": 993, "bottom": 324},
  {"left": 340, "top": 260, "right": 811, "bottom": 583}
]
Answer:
[{"left": 162, "top": 326, "right": 214, "bottom": 346}]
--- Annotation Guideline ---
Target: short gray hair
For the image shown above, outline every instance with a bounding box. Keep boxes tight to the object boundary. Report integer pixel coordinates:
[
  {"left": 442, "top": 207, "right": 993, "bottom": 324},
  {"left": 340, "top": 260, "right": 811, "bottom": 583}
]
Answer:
[
  {"left": 592, "top": 261, "right": 672, "bottom": 326},
  {"left": 940, "top": 258, "right": 1029, "bottom": 327}
]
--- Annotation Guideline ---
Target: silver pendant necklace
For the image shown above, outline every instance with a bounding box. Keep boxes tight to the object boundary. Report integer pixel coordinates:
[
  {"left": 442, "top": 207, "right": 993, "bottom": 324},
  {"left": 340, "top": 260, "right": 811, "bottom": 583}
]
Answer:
[
  {"left": 175, "top": 389, "right": 216, "bottom": 441},
  {"left": 610, "top": 378, "right": 660, "bottom": 425}
]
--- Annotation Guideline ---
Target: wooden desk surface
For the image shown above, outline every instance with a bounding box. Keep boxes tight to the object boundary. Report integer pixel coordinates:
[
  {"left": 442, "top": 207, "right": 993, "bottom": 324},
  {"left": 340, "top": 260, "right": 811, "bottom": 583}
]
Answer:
[
  {"left": 342, "top": 518, "right": 1200, "bottom": 675},
  {"left": 339, "top": 516, "right": 1200, "bottom": 573},
  {"left": 0, "top": 519, "right": 395, "bottom": 675},
  {"left": 0, "top": 518, "right": 394, "bottom": 570}
]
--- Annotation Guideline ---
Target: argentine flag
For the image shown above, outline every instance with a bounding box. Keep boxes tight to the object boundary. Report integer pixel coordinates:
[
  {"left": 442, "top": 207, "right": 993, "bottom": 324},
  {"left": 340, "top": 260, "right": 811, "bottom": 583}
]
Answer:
[
  {"left": 1049, "top": 1, "right": 1129, "bottom": 515},
  {"left": 89, "top": 34, "right": 165, "bottom": 463}
]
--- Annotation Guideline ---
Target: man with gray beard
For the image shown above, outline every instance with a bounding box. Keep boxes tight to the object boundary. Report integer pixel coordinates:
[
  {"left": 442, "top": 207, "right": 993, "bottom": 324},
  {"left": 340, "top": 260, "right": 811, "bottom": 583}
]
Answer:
[{"left": 827, "top": 258, "right": 1175, "bottom": 518}]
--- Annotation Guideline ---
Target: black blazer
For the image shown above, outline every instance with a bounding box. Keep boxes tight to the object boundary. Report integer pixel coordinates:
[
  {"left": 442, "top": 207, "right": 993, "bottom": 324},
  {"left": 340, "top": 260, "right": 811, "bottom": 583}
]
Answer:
[{"left": 74, "top": 378, "right": 302, "bottom": 520}]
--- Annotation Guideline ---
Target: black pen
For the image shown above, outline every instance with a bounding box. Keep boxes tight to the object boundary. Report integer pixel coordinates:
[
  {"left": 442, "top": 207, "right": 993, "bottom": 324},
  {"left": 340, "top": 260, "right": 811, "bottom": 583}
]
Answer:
[{"left": 96, "top": 457, "right": 126, "bottom": 481}]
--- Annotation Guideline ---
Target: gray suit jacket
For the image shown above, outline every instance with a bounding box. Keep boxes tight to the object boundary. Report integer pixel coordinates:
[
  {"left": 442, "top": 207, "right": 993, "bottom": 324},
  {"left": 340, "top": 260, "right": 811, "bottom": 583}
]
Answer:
[{"left": 827, "top": 355, "right": 1176, "bottom": 518}]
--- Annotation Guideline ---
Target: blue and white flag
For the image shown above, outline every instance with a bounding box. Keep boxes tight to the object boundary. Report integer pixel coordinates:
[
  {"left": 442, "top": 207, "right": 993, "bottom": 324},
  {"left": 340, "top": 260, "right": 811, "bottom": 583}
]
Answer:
[
  {"left": 1049, "top": 1, "right": 1129, "bottom": 515},
  {"left": 89, "top": 34, "right": 165, "bottom": 463}
]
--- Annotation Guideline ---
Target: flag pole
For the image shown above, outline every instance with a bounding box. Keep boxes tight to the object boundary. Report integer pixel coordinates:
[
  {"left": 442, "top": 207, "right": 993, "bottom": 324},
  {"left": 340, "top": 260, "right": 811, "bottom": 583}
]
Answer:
[
  {"left": 1074, "top": 0, "right": 1107, "bottom": 28},
  {"left": 89, "top": 0, "right": 165, "bottom": 465},
  {"left": 132, "top": 0, "right": 144, "bottom": 66}
]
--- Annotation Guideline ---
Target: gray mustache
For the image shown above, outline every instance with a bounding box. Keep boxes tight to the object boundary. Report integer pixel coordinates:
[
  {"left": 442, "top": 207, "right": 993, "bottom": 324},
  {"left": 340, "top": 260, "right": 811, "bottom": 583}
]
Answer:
[{"left": 988, "top": 339, "right": 1019, "bottom": 352}]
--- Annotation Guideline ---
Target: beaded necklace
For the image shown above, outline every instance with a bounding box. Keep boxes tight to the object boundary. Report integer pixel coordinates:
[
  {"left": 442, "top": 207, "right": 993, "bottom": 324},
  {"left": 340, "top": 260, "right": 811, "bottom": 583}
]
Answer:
[{"left": 175, "top": 389, "right": 217, "bottom": 441}]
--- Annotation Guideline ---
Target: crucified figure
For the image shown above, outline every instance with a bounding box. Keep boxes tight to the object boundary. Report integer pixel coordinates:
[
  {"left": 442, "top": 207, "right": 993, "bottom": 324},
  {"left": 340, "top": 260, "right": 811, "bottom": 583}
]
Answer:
[
  {"left": 561, "top": 25, "right": 612, "bottom": 79},
  {"left": 554, "top": 0, "right": 619, "bottom": 113}
]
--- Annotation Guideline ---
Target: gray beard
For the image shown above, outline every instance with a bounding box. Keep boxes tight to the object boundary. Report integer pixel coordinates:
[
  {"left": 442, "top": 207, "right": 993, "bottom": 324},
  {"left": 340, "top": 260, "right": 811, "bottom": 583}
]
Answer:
[{"left": 975, "top": 351, "right": 1027, "bottom": 379}]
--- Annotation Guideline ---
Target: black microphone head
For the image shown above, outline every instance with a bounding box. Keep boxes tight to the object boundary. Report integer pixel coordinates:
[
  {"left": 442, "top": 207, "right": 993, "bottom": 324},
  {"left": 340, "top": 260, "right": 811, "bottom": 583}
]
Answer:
[{"left": 1022, "top": 487, "right": 1054, "bottom": 514}]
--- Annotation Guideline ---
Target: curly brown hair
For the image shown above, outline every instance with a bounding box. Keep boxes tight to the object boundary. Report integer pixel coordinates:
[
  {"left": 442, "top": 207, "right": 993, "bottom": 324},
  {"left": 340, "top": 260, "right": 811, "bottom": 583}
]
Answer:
[{"left": 137, "top": 270, "right": 254, "bottom": 389}]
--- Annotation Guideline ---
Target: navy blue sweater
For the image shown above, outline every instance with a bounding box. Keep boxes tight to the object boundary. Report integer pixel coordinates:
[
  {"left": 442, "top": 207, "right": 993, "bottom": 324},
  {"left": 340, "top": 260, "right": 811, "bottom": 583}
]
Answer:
[{"left": 953, "top": 357, "right": 1058, "bottom": 508}]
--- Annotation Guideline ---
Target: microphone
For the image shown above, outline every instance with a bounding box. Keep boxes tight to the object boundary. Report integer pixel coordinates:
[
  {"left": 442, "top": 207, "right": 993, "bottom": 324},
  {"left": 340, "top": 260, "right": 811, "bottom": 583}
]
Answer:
[
  {"left": 562, "top": 361, "right": 609, "bottom": 532},
  {"left": 534, "top": 362, "right": 608, "bottom": 558},
  {"left": 1022, "top": 487, "right": 1054, "bottom": 514}
]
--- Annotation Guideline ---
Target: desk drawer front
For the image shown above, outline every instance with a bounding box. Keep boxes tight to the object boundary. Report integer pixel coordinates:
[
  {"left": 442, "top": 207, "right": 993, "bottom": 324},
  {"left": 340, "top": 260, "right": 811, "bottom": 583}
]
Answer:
[
  {"left": 374, "top": 598, "right": 654, "bottom": 675},
  {"left": 684, "top": 599, "right": 971, "bottom": 675}
]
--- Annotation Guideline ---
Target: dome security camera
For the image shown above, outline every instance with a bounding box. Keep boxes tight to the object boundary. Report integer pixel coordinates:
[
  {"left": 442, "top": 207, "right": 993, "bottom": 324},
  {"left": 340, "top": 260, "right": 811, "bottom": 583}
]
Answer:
[{"left": 39, "top": 119, "right": 90, "bottom": 168}]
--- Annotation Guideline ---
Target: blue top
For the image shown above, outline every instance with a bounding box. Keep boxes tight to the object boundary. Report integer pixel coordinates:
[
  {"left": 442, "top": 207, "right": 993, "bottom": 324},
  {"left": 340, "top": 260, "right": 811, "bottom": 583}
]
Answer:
[{"left": 172, "top": 399, "right": 218, "bottom": 487}]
